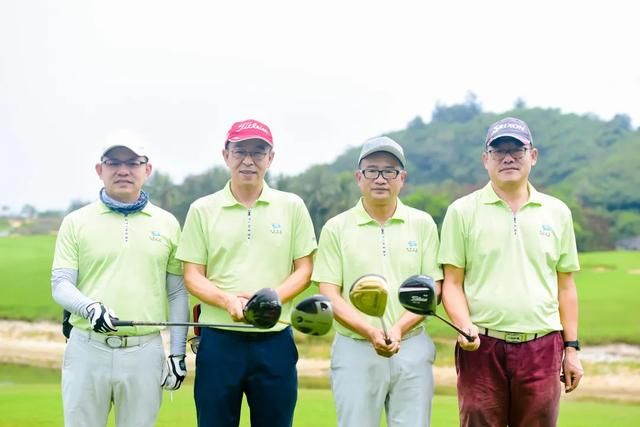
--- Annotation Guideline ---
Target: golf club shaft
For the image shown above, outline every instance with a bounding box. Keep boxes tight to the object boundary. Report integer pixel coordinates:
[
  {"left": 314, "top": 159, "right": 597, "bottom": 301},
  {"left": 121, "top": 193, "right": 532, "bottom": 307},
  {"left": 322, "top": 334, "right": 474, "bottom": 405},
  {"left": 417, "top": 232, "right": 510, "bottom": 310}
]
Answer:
[
  {"left": 432, "top": 313, "right": 475, "bottom": 342},
  {"left": 380, "top": 318, "right": 392, "bottom": 345},
  {"left": 113, "top": 320, "right": 256, "bottom": 329}
]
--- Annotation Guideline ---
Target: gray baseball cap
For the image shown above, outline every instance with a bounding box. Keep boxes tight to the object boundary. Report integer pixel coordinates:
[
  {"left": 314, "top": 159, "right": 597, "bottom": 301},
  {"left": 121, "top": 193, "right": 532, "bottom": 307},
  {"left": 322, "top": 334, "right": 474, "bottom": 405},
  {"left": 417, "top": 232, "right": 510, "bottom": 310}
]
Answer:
[
  {"left": 358, "top": 136, "right": 406, "bottom": 168},
  {"left": 485, "top": 117, "right": 533, "bottom": 147}
]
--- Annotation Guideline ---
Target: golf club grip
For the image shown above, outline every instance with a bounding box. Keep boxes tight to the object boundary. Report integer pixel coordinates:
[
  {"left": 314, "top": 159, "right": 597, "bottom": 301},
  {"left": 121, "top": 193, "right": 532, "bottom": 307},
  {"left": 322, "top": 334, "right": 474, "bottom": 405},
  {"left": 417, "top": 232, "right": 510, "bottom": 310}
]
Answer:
[{"left": 433, "top": 314, "right": 476, "bottom": 342}]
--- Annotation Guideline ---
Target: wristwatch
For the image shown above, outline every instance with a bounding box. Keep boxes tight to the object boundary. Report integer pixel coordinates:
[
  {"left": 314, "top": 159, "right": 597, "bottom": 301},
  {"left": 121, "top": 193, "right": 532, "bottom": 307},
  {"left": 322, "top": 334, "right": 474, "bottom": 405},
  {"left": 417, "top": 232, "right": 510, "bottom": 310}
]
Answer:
[{"left": 564, "top": 340, "right": 581, "bottom": 351}]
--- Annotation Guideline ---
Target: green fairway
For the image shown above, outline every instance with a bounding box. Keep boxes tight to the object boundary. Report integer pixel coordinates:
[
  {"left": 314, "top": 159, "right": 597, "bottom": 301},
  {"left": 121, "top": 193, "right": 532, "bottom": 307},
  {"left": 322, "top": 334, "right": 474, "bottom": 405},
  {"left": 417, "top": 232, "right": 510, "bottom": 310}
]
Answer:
[
  {"left": 2, "top": 234, "right": 637, "bottom": 345},
  {"left": 1, "top": 365, "right": 639, "bottom": 426},
  {"left": 0, "top": 235, "right": 57, "bottom": 320}
]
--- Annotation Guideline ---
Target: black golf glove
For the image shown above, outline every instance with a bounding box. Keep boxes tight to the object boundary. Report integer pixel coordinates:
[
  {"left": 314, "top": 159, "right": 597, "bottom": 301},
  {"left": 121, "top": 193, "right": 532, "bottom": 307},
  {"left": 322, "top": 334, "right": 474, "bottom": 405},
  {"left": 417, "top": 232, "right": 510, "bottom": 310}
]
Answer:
[
  {"left": 161, "top": 354, "right": 187, "bottom": 391},
  {"left": 86, "top": 302, "right": 118, "bottom": 333}
]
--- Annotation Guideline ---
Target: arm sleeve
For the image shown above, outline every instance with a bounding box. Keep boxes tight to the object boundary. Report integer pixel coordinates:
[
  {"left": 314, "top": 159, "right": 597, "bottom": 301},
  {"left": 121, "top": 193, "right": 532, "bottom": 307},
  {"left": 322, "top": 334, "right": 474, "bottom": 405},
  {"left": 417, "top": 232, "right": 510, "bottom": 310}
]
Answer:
[
  {"left": 175, "top": 204, "right": 208, "bottom": 265},
  {"left": 166, "top": 273, "right": 189, "bottom": 355},
  {"left": 557, "top": 207, "right": 580, "bottom": 272},
  {"left": 51, "top": 268, "right": 95, "bottom": 318}
]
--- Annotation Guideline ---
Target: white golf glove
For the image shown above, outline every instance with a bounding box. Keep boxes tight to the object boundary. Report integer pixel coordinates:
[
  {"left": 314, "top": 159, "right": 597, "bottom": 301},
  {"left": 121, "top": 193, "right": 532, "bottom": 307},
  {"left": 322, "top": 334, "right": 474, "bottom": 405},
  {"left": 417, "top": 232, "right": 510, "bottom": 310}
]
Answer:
[
  {"left": 161, "top": 354, "right": 187, "bottom": 391},
  {"left": 86, "top": 302, "right": 118, "bottom": 333}
]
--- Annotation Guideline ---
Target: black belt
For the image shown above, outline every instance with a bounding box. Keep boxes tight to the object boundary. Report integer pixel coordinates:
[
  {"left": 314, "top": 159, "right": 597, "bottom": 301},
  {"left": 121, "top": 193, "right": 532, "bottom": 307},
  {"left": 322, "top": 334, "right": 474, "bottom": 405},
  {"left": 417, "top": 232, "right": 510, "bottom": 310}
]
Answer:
[{"left": 208, "top": 326, "right": 290, "bottom": 340}]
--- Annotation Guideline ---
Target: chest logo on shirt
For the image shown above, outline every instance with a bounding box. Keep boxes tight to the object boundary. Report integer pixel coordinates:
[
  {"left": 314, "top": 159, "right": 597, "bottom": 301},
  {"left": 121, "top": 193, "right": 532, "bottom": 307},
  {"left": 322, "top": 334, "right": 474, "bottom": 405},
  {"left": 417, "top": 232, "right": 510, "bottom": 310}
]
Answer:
[
  {"left": 270, "top": 223, "right": 283, "bottom": 234},
  {"left": 539, "top": 224, "right": 552, "bottom": 237},
  {"left": 406, "top": 240, "right": 418, "bottom": 252},
  {"left": 149, "top": 231, "right": 162, "bottom": 242}
]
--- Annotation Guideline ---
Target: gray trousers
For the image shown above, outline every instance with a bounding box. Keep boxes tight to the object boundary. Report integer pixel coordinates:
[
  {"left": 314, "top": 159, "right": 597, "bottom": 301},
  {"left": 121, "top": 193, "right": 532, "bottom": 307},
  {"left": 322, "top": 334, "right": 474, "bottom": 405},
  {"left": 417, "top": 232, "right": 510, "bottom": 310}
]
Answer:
[
  {"left": 62, "top": 328, "right": 164, "bottom": 427},
  {"left": 330, "top": 332, "right": 436, "bottom": 427}
]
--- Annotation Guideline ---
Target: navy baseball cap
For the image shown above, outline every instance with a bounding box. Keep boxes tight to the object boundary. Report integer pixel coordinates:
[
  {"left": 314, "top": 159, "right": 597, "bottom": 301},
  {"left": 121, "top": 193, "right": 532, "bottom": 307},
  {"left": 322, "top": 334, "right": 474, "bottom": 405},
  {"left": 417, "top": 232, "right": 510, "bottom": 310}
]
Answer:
[{"left": 485, "top": 117, "right": 533, "bottom": 147}]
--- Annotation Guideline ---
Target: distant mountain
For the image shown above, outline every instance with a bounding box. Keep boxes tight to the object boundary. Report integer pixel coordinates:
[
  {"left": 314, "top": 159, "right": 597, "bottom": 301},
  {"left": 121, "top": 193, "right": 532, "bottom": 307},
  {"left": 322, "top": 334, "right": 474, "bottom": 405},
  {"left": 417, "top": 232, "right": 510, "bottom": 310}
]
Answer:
[{"left": 277, "top": 102, "right": 640, "bottom": 251}]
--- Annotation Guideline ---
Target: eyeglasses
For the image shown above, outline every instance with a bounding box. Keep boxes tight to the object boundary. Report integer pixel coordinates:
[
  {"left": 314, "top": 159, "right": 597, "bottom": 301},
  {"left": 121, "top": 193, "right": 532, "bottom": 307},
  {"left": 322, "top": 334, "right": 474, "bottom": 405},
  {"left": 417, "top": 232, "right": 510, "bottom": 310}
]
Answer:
[
  {"left": 229, "top": 150, "right": 269, "bottom": 161},
  {"left": 102, "top": 159, "right": 148, "bottom": 168},
  {"left": 486, "top": 147, "right": 530, "bottom": 161},
  {"left": 360, "top": 168, "right": 401, "bottom": 180}
]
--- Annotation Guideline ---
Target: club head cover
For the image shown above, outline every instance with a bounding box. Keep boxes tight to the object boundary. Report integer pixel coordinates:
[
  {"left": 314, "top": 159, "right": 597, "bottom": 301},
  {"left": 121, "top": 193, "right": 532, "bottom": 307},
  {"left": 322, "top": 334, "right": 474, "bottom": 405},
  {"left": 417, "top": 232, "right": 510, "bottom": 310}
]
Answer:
[
  {"left": 243, "top": 288, "right": 282, "bottom": 329},
  {"left": 349, "top": 274, "right": 389, "bottom": 317},
  {"left": 398, "top": 274, "right": 437, "bottom": 315},
  {"left": 291, "top": 295, "right": 333, "bottom": 336}
]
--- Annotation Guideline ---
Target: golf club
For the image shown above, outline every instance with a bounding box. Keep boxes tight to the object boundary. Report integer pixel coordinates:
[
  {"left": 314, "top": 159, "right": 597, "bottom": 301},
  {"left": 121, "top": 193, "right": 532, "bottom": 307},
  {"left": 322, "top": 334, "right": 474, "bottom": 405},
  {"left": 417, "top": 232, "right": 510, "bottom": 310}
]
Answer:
[
  {"left": 398, "top": 274, "right": 475, "bottom": 342},
  {"left": 114, "top": 294, "right": 334, "bottom": 336},
  {"left": 349, "top": 274, "right": 392, "bottom": 344}
]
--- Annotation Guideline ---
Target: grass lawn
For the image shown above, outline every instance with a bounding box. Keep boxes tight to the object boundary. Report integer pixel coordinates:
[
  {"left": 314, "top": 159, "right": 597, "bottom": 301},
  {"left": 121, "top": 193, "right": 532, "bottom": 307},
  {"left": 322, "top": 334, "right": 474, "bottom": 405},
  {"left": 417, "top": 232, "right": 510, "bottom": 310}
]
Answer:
[{"left": 1, "top": 365, "right": 639, "bottom": 427}]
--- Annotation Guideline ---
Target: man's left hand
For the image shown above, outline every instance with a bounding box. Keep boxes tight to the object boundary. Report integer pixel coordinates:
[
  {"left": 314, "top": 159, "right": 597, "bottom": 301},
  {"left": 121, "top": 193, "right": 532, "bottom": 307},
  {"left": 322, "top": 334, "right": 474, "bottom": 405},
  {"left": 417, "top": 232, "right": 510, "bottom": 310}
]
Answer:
[
  {"left": 161, "top": 354, "right": 187, "bottom": 391},
  {"left": 561, "top": 349, "right": 583, "bottom": 393}
]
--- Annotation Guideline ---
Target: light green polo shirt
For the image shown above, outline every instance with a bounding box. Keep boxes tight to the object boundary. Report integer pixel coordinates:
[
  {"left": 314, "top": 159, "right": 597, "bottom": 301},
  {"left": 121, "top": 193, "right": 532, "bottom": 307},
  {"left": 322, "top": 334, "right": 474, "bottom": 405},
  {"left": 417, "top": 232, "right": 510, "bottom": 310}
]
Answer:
[
  {"left": 52, "top": 201, "right": 182, "bottom": 336},
  {"left": 438, "top": 182, "right": 580, "bottom": 333},
  {"left": 176, "top": 181, "right": 317, "bottom": 331},
  {"left": 312, "top": 198, "right": 443, "bottom": 339}
]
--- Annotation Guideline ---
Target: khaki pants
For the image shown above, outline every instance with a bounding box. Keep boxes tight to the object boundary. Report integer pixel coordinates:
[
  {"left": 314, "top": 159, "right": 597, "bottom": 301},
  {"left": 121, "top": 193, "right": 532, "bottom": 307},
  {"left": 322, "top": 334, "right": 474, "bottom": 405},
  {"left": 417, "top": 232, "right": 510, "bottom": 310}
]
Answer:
[
  {"left": 62, "top": 328, "right": 164, "bottom": 427},
  {"left": 330, "top": 331, "right": 436, "bottom": 427}
]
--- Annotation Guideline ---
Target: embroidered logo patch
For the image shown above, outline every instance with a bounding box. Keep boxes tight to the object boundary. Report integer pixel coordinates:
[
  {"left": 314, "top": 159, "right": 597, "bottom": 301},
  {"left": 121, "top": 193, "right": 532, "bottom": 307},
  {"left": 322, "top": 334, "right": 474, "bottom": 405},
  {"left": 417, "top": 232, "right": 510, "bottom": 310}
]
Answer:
[
  {"left": 270, "top": 223, "right": 283, "bottom": 234},
  {"left": 149, "top": 231, "right": 162, "bottom": 242},
  {"left": 406, "top": 240, "right": 418, "bottom": 253},
  {"left": 539, "top": 224, "right": 552, "bottom": 237}
]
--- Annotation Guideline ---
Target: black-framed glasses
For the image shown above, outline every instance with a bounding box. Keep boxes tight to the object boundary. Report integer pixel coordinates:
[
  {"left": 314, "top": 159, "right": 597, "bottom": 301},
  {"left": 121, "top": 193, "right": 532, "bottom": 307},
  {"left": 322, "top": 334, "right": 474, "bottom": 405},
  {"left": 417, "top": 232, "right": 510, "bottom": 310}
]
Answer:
[
  {"left": 101, "top": 159, "right": 148, "bottom": 168},
  {"left": 360, "top": 168, "right": 401, "bottom": 180},
  {"left": 486, "top": 147, "right": 530, "bottom": 161},
  {"left": 229, "top": 149, "right": 269, "bottom": 161}
]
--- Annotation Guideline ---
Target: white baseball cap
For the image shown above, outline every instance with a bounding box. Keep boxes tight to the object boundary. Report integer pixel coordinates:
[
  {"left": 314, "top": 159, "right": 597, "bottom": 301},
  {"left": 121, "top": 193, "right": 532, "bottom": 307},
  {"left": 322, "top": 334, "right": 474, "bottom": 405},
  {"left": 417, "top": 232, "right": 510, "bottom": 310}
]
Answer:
[{"left": 100, "top": 129, "right": 148, "bottom": 159}]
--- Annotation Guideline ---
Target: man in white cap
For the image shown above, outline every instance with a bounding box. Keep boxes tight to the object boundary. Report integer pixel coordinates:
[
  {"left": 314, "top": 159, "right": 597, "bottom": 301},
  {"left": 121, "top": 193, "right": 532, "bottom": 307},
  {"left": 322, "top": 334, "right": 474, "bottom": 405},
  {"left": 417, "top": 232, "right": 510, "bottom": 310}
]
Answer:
[
  {"left": 51, "top": 130, "right": 189, "bottom": 427},
  {"left": 312, "top": 135, "right": 443, "bottom": 427},
  {"left": 439, "top": 117, "right": 583, "bottom": 426}
]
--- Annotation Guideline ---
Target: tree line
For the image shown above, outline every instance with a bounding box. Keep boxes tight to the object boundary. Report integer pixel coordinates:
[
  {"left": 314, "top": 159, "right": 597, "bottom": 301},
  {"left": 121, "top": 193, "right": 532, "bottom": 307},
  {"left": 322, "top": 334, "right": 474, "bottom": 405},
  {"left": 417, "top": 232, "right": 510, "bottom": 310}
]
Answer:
[{"left": 11, "top": 99, "right": 640, "bottom": 251}]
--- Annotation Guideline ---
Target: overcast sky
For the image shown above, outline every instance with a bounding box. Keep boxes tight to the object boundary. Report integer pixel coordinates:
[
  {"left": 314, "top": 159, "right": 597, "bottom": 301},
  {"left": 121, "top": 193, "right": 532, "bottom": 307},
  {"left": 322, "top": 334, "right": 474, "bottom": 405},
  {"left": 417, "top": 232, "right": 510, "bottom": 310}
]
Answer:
[{"left": 1, "top": 0, "right": 638, "bottom": 212}]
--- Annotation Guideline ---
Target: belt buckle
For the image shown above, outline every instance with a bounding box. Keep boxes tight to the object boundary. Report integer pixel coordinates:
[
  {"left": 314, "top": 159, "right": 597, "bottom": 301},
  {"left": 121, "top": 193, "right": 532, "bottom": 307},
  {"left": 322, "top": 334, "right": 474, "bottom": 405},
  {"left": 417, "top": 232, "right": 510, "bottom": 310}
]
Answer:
[
  {"left": 504, "top": 332, "right": 525, "bottom": 343},
  {"left": 105, "top": 336, "right": 127, "bottom": 348}
]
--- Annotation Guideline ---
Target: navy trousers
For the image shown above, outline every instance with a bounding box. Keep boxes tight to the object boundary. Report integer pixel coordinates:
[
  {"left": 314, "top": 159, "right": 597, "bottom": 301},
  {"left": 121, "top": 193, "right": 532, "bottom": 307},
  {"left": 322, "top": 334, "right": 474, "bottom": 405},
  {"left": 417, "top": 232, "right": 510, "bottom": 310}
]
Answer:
[{"left": 194, "top": 326, "right": 298, "bottom": 427}]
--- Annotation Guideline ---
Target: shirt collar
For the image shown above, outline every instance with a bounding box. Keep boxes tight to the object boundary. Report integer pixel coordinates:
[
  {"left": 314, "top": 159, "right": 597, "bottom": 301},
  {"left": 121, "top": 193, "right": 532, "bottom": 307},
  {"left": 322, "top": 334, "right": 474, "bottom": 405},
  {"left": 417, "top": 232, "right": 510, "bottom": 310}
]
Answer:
[
  {"left": 354, "top": 198, "right": 408, "bottom": 225},
  {"left": 221, "top": 180, "right": 273, "bottom": 207},
  {"left": 480, "top": 182, "right": 543, "bottom": 206}
]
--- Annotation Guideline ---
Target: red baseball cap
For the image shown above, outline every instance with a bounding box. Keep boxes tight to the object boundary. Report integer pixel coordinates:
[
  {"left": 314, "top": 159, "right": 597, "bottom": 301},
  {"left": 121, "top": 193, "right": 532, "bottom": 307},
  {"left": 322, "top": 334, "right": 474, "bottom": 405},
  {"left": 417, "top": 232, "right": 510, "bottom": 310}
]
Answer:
[{"left": 225, "top": 119, "right": 273, "bottom": 147}]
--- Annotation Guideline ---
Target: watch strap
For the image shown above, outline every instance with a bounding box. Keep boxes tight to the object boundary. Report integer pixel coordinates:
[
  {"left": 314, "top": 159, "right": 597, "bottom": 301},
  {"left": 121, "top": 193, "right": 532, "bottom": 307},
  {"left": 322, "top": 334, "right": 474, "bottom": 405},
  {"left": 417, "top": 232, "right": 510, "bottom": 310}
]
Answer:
[{"left": 563, "top": 340, "right": 581, "bottom": 351}]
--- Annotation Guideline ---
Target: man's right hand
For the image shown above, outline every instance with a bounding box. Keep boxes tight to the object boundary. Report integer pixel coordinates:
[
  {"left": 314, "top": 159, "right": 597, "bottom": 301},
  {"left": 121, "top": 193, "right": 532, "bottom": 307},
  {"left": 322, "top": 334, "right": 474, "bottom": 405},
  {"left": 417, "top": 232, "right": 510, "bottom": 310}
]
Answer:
[
  {"left": 225, "top": 294, "right": 247, "bottom": 322},
  {"left": 86, "top": 302, "right": 118, "bottom": 333},
  {"left": 458, "top": 324, "right": 480, "bottom": 351}
]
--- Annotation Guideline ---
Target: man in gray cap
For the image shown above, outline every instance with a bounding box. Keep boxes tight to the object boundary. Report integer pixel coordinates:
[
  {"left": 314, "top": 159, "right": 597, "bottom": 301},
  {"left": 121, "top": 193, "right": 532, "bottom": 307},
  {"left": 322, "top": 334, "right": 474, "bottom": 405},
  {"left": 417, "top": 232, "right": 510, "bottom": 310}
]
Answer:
[
  {"left": 439, "top": 117, "right": 583, "bottom": 426},
  {"left": 312, "top": 136, "right": 443, "bottom": 426},
  {"left": 51, "top": 130, "right": 189, "bottom": 427}
]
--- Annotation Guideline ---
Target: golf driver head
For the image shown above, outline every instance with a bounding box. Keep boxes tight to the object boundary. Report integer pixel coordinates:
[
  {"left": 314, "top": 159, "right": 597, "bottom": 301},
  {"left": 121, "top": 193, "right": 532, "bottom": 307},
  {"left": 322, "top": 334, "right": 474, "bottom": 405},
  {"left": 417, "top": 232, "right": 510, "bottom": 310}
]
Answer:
[
  {"left": 349, "top": 274, "right": 389, "bottom": 317},
  {"left": 398, "top": 274, "right": 437, "bottom": 315},
  {"left": 291, "top": 295, "right": 333, "bottom": 336},
  {"left": 243, "top": 288, "right": 282, "bottom": 329}
]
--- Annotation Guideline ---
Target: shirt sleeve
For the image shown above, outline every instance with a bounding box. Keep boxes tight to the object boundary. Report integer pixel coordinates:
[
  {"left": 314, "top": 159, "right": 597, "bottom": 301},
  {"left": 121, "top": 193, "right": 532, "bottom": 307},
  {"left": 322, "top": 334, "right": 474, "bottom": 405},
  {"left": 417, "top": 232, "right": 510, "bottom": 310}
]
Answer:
[
  {"left": 557, "top": 206, "right": 580, "bottom": 273},
  {"left": 311, "top": 221, "right": 342, "bottom": 287},
  {"left": 166, "top": 217, "right": 183, "bottom": 275},
  {"left": 292, "top": 197, "right": 317, "bottom": 260},
  {"left": 437, "top": 203, "right": 466, "bottom": 269},
  {"left": 52, "top": 215, "right": 79, "bottom": 270},
  {"left": 175, "top": 204, "right": 208, "bottom": 265},
  {"left": 421, "top": 215, "right": 444, "bottom": 281}
]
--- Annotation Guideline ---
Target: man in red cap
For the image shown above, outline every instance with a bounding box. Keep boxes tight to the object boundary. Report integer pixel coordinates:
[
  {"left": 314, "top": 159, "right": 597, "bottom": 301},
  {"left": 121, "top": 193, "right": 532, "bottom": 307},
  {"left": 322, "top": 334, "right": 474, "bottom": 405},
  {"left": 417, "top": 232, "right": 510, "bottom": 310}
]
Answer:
[{"left": 176, "top": 119, "right": 317, "bottom": 427}]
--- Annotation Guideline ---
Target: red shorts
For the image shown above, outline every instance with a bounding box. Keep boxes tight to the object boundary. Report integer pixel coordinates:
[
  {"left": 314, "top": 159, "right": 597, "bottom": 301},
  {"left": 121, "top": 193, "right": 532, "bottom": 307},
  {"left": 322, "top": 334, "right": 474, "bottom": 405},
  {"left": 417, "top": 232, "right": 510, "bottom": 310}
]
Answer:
[{"left": 455, "top": 331, "right": 563, "bottom": 427}]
